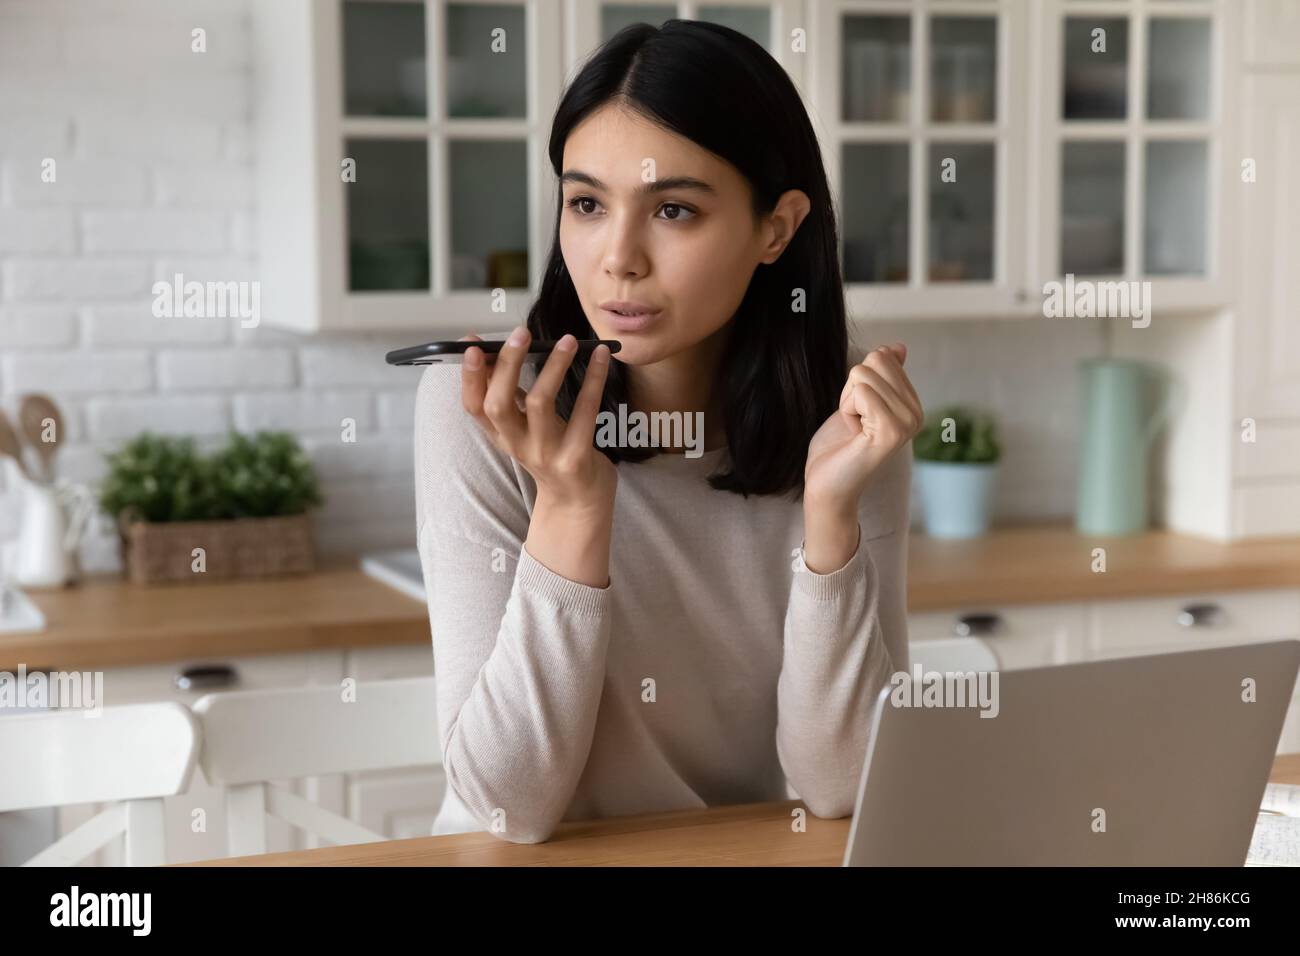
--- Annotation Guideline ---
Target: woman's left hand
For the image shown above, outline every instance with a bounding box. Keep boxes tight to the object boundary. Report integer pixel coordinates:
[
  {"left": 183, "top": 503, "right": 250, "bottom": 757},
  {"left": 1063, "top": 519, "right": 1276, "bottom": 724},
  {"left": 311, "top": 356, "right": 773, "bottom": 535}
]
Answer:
[{"left": 804, "top": 343, "right": 924, "bottom": 517}]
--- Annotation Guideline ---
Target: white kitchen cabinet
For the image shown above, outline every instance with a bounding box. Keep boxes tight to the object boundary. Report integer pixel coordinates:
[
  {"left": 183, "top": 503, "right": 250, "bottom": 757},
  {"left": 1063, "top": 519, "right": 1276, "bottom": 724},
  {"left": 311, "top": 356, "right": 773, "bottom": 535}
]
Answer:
[
  {"left": 568, "top": 0, "right": 807, "bottom": 85},
  {"left": 253, "top": 0, "right": 806, "bottom": 333},
  {"left": 909, "top": 601, "right": 1088, "bottom": 670},
  {"left": 805, "top": 0, "right": 1232, "bottom": 321},
  {"left": 1028, "top": 0, "right": 1232, "bottom": 314},
  {"left": 252, "top": 0, "right": 1234, "bottom": 329},
  {"left": 1232, "top": 72, "right": 1300, "bottom": 537},
  {"left": 252, "top": 0, "right": 564, "bottom": 333},
  {"left": 910, "top": 587, "right": 1300, "bottom": 755},
  {"left": 810, "top": 0, "right": 1033, "bottom": 320},
  {"left": 1242, "top": 0, "right": 1300, "bottom": 68},
  {"left": 1088, "top": 588, "right": 1300, "bottom": 755},
  {"left": 345, "top": 643, "right": 435, "bottom": 681},
  {"left": 1086, "top": 588, "right": 1300, "bottom": 659}
]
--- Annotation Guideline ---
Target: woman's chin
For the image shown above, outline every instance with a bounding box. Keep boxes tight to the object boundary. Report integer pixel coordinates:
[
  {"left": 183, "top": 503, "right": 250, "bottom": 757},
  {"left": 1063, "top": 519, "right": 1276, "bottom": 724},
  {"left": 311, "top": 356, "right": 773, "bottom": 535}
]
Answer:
[
  {"left": 586, "top": 322, "right": 663, "bottom": 365},
  {"left": 602, "top": 336, "right": 665, "bottom": 366}
]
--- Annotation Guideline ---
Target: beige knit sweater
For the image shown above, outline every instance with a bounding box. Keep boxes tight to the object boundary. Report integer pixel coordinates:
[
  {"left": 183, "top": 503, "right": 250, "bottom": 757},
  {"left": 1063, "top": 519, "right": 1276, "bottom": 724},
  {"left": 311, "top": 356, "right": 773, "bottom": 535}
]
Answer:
[{"left": 413, "top": 346, "right": 912, "bottom": 843}]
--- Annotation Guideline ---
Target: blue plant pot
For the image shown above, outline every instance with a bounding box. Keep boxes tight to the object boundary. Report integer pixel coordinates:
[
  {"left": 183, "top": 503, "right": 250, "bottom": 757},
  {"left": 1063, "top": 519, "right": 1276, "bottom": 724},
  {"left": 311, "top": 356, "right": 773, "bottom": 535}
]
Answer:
[{"left": 914, "top": 459, "right": 999, "bottom": 539}]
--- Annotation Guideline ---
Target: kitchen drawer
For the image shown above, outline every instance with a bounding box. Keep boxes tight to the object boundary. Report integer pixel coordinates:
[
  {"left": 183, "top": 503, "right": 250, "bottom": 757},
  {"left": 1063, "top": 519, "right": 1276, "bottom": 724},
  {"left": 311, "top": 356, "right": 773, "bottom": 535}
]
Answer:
[
  {"left": 1087, "top": 589, "right": 1300, "bottom": 659},
  {"left": 909, "top": 603, "right": 1088, "bottom": 671},
  {"left": 95, "top": 651, "right": 337, "bottom": 707},
  {"left": 345, "top": 644, "right": 433, "bottom": 681}
]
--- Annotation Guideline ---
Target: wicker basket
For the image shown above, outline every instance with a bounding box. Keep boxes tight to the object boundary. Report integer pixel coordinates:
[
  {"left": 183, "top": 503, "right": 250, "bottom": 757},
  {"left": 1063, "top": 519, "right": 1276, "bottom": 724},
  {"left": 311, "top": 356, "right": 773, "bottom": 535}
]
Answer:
[{"left": 120, "top": 514, "right": 316, "bottom": 585}]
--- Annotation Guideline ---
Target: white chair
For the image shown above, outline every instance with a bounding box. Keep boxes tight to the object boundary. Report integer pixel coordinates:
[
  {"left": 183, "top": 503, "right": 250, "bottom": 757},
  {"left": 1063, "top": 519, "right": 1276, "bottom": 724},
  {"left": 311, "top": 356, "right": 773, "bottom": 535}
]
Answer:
[
  {"left": 191, "top": 676, "right": 441, "bottom": 857},
  {"left": 908, "top": 637, "right": 1002, "bottom": 673},
  {"left": 0, "top": 702, "right": 200, "bottom": 866}
]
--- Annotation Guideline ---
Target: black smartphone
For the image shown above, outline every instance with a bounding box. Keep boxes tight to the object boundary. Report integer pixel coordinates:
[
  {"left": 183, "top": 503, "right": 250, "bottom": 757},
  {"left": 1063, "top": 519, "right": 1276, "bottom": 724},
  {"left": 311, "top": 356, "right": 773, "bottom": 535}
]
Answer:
[{"left": 386, "top": 338, "right": 622, "bottom": 366}]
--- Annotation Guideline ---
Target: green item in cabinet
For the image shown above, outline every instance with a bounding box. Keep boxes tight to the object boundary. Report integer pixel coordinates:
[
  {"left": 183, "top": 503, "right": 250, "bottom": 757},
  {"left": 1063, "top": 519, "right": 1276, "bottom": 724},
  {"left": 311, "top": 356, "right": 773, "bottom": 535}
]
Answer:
[{"left": 348, "top": 240, "right": 430, "bottom": 291}]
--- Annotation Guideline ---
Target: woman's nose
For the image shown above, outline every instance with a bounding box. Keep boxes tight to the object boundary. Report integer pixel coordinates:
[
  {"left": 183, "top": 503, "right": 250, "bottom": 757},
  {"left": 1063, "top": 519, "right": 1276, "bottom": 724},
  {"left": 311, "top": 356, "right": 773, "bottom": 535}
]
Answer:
[{"left": 601, "top": 216, "right": 648, "bottom": 277}]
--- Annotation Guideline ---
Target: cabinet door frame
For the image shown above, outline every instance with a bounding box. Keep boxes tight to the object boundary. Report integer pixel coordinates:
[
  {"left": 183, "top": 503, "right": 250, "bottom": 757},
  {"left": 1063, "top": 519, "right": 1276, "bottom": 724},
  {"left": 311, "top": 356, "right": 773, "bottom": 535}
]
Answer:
[
  {"left": 810, "top": 0, "right": 1032, "bottom": 322},
  {"left": 566, "top": 0, "right": 807, "bottom": 88},
  {"left": 1030, "top": 0, "right": 1235, "bottom": 316},
  {"left": 319, "top": 0, "right": 564, "bottom": 332},
  {"left": 1235, "top": 72, "right": 1300, "bottom": 419}
]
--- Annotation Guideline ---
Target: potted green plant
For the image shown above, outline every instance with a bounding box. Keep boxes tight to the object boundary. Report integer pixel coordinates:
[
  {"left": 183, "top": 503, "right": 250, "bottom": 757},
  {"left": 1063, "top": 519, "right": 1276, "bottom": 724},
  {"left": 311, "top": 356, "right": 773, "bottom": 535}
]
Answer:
[
  {"left": 912, "top": 405, "right": 1001, "bottom": 539},
  {"left": 99, "top": 431, "right": 323, "bottom": 584}
]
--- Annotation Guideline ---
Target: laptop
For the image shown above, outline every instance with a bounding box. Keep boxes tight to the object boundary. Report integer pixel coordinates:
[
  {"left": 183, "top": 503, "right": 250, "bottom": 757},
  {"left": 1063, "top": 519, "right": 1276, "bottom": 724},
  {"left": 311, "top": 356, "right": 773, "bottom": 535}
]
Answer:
[{"left": 842, "top": 639, "right": 1300, "bottom": 866}]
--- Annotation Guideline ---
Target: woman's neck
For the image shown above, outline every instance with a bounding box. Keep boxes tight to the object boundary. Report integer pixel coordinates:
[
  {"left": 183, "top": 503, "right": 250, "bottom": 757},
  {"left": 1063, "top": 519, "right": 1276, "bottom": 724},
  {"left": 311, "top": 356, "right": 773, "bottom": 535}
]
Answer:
[{"left": 625, "top": 322, "right": 732, "bottom": 454}]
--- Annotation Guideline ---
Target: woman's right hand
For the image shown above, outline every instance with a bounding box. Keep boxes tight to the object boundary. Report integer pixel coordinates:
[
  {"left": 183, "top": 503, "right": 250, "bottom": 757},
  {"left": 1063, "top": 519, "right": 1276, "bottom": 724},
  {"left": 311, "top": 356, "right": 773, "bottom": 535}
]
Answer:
[{"left": 460, "top": 325, "right": 617, "bottom": 518}]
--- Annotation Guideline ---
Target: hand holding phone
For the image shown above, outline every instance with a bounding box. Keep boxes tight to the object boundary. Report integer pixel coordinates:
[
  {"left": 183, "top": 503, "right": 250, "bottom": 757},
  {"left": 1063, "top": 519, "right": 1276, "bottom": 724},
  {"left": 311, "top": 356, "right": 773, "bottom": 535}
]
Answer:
[
  {"left": 457, "top": 330, "right": 618, "bottom": 590},
  {"left": 458, "top": 330, "right": 618, "bottom": 518}
]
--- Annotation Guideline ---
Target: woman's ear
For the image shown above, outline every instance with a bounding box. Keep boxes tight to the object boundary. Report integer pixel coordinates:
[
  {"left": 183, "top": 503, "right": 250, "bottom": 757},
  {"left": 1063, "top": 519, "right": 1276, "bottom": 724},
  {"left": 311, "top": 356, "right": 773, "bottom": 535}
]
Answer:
[{"left": 760, "top": 189, "right": 812, "bottom": 264}]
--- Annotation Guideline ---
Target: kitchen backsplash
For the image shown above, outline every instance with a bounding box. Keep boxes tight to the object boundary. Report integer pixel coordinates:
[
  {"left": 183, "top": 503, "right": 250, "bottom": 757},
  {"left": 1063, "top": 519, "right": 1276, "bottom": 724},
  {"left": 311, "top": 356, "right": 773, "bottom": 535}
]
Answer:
[{"left": 0, "top": 0, "right": 1106, "bottom": 570}]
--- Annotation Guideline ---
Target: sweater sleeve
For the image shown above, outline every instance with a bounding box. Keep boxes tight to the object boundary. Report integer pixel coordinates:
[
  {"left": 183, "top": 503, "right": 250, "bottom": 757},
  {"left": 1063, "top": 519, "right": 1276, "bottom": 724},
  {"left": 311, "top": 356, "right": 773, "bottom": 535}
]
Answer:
[
  {"left": 412, "top": 363, "right": 614, "bottom": 844},
  {"left": 776, "top": 444, "right": 912, "bottom": 819}
]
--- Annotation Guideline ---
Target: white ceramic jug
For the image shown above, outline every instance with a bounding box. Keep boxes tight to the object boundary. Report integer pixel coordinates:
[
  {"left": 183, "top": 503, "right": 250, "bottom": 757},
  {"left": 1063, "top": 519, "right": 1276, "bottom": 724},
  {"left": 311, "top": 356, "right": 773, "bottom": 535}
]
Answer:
[{"left": 14, "top": 476, "right": 96, "bottom": 588}]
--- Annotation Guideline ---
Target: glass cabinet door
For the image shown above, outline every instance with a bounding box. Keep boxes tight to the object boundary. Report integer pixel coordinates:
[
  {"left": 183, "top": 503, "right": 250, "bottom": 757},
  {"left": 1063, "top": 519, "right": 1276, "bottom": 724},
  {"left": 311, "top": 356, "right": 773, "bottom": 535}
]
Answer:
[
  {"left": 342, "top": 1, "right": 432, "bottom": 293},
  {"left": 575, "top": 2, "right": 803, "bottom": 97},
  {"left": 338, "top": 0, "right": 545, "bottom": 323},
  {"left": 823, "top": 0, "right": 1018, "bottom": 318},
  {"left": 601, "top": 3, "right": 676, "bottom": 40},
  {"left": 1043, "top": 0, "right": 1218, "bottom": 296},
  {"left": 343, "top": 1, "right": 429, "bottom": 117},
  {"left": 594, "top": 1, "right": 778, "bottom": 52},
  {"left": 345, "top": 137, "right": 431, "bottom": 291}
]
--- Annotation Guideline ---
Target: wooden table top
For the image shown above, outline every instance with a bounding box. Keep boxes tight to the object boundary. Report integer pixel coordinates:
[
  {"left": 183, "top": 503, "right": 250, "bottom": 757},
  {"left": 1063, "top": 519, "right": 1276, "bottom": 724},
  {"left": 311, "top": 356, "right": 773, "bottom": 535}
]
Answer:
[
  {"left": 188, "top": 753, "right": 1300, "bottom": 867},
  {"left": 8, "top": 522, "right": 1300, "bottom": 671}
]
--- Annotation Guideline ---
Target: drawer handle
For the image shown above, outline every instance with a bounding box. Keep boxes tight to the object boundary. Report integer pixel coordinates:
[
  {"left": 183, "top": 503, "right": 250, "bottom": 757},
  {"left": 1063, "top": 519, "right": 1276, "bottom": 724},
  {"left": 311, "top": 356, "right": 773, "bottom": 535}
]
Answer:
[
  {"left": 174, "top": 665, "right": 239, "bottom": 692},
  {"left": 1177, "top": 604, "right": 1225, "bottom": 628},
  {"left": 953, "top": 612, "right": 1003, "bottom": 637}
]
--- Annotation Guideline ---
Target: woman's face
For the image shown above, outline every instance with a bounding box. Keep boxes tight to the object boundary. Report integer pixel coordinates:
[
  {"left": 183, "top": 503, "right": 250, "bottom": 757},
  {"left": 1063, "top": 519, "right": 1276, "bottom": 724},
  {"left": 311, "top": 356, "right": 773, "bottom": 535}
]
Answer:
[{"left": 558, "top": 102, "right": 805, "bottom": 367}]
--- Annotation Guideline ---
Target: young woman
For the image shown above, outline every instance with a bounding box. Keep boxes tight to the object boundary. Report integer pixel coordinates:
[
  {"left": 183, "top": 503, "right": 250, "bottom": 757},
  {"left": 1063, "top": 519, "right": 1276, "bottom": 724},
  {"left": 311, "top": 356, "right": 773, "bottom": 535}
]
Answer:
[{"left": 415, "top": 20, "right": 923, "bottom": 843}]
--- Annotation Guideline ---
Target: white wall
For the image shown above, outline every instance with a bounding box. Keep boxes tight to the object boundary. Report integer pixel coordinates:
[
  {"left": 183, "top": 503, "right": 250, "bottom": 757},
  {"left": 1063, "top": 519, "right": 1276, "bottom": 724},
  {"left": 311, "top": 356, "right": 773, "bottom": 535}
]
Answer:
[{"left": 0, "top": 0, "right": 1108, "bottom": 572}]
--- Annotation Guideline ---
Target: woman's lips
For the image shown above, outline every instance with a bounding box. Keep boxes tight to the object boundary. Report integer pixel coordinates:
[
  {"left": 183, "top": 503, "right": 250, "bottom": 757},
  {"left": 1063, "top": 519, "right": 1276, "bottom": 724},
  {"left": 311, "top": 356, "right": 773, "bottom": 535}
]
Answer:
[{"left": 601, "top": 308, "right": 661, "bottom": 331}]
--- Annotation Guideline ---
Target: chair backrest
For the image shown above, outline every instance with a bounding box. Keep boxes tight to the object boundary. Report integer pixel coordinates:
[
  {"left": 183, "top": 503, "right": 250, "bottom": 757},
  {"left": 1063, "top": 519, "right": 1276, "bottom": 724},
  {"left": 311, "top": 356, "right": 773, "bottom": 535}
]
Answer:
[
  {"left": 908, "top": 637, "right": 1002, "bottom": 674},
  {"left": 191, "top": 676, "right": 440, "bottom": 857},
  {"left": 0, "top": 702, "right": 200, "bottom": 866}
]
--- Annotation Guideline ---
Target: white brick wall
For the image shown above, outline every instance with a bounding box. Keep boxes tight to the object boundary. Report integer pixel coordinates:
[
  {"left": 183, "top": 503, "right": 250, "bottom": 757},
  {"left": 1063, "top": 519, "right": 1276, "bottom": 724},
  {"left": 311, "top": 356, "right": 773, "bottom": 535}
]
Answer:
[
  {"left": 0, "top": 0, "right": 426, "bottom": 568},
  {"left": 0, "top": 0, "right": 1097, "bottom": 574},
  {"left": 157, "top": 348, "right": 295, "bottom": 391},
  {"left": 3, "top": 160, "right": 150, "bottom": 205}
]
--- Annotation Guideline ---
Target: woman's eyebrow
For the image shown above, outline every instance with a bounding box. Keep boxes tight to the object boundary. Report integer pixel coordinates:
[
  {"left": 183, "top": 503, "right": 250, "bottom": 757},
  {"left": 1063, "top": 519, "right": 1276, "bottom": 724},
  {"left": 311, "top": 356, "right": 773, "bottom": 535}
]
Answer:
[{"left": 560, "top": 170, "right": 716, "bottom": 196}]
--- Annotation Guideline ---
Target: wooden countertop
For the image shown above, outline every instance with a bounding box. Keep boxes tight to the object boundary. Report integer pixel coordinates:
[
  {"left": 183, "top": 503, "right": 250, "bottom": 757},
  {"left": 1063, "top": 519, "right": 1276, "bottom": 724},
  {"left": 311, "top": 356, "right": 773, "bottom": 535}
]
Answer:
[
  {"left": 906, "top": 520, "right": 1300, "bottom": 611},
  {"left": 7, "top": 522, "right": 1300, "bottom": 671},
  {"left": 187, "top": 753, "right": 1300, "bottom": 867},
  {"left": 1, "top": 561, "right": 428, "bottom": 672}
]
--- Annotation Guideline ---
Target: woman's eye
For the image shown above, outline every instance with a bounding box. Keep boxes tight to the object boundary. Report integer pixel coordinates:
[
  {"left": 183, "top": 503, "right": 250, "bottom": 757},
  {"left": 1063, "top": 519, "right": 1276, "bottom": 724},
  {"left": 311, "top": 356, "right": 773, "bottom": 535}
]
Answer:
[
  {"left": 658, "top": 203, "right": 696, "bottom": 222},
  {"left": 566, "top": 196, "right": 600, "bottom": 216}
]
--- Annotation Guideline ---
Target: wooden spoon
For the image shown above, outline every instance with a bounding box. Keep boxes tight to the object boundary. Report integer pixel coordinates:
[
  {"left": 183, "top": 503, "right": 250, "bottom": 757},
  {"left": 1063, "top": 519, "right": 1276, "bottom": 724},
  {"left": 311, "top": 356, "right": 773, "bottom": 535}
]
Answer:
[
  {"left": 0, "top": 410, "right": 30, "bottom": 482},
  {"left": 19, "top": 393, "right": 62, "bottom": 483}
]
